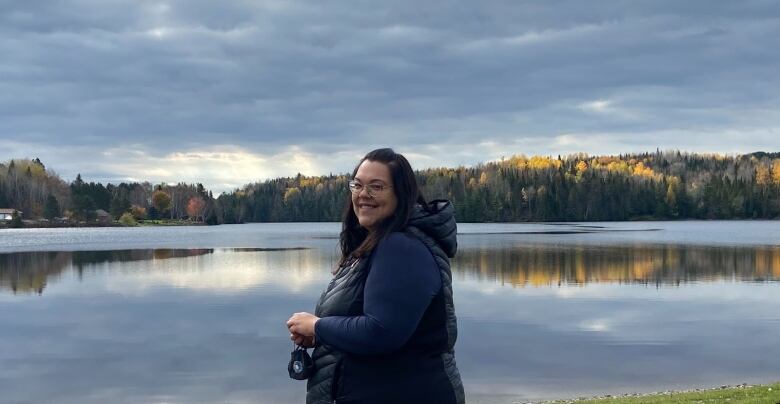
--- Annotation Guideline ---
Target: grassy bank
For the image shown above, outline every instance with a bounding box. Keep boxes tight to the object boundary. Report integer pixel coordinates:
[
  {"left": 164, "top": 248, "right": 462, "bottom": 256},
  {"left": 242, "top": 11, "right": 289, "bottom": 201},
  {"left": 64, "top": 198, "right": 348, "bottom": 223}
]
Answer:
[{"left": 544, "top": 382, "right": 780, "bottom": 404}]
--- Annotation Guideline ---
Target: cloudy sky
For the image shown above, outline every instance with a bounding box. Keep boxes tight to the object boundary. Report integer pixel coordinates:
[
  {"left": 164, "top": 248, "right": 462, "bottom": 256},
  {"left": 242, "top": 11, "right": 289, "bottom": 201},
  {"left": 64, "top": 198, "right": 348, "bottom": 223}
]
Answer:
[{"left": 2, "top": 0, "right": 779, "bottom": 192}]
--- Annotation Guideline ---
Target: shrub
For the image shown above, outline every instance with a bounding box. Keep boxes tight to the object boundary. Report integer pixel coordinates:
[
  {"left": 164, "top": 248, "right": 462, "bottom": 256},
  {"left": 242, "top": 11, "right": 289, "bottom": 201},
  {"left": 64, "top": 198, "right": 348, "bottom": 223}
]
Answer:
[
  {"left": 119, "top": 212, "right": 137, "bottom": 226},
  {"left": 130, "top": 205, "right": 147, "bottom": 220}
]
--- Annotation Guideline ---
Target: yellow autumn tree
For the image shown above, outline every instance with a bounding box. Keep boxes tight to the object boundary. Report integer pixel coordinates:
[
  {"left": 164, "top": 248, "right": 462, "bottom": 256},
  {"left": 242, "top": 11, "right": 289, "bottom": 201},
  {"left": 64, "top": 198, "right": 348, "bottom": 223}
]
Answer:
[
  {"left": 299, "top": 177, "right": 320, "bottom": 188},
  {"left": 528, "top": 156, "right": 561, "bottom": 170},
  {"left": 478, "top": 172, "right": 489, "bottom": 185},
  {"left": 283, "top": 187, "right": 301, "bottom": 203},
  {"left": 771, "top": 159, "right": 780, "bottom": 185},
  {"left": 755, "top": 164, "right": 771, "bottom": 186},
  {"left": 633, "top": 162, "right": 655, "bottom": 178},
  {"left": 509, "top": 155, "right": 528, "bottom": 170},
  {"left": 604, "top": 160, "right": 630, "bottom": 175}
]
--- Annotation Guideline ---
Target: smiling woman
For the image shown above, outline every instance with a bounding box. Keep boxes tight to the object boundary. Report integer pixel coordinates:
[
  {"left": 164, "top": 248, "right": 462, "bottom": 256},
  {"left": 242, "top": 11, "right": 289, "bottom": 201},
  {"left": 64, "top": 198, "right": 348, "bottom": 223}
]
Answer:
[{"left": 286, "top": 148, "right": 465, "bottom": 404}]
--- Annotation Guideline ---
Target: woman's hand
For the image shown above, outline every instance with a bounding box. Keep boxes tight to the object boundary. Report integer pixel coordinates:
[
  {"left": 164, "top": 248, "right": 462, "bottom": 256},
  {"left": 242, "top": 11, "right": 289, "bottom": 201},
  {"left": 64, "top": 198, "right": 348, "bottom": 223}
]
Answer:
[
  {"left": 287, "top": 312, "right": 320, "bottom": 338},
  {"left": 290, "top": 332, "right": 315, "bottom": 348}
]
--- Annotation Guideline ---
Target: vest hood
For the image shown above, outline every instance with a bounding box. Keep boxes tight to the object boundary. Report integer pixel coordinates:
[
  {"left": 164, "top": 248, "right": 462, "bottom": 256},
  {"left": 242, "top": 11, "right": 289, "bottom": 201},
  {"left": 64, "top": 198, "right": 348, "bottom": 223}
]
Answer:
[{"left": 408, "top": 199, "right": 457, "bottom": 258}]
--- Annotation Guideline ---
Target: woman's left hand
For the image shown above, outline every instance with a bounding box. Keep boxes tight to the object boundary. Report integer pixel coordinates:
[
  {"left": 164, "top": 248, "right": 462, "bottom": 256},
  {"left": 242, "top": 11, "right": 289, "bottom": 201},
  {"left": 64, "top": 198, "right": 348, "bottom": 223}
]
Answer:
[{"left": 286, "top": 312, "right": 320, "bottom": 337}]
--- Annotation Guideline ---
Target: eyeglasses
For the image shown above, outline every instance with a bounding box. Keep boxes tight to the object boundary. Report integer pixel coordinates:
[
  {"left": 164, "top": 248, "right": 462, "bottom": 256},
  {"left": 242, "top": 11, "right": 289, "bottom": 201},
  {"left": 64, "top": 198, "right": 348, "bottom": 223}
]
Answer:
[{"left": 348, "top": 180, "right": 392, "bottom": 198}]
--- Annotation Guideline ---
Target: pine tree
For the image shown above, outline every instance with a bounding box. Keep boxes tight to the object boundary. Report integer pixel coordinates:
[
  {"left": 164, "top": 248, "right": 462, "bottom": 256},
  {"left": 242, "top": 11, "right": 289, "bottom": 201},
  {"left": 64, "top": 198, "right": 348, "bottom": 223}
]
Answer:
[{"left": 44, "top": 195, "right": 60, "bottom": 220}]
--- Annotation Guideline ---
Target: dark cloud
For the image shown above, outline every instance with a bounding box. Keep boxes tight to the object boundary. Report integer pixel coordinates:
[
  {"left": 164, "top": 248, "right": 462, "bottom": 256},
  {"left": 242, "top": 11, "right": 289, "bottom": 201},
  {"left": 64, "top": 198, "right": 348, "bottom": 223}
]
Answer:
[{"left": 1, "top": 0, "right": 778, "bottom": 188}]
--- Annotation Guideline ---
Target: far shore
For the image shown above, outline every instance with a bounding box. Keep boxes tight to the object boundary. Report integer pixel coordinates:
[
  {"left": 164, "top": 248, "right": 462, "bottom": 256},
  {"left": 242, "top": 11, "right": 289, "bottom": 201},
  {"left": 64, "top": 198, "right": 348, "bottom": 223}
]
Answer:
[
  {"left": 0, "top": 219, "right": 205, "bottom": 229},
  {"left": 2, "top": 217, "right": 778, "bottom": 230}
]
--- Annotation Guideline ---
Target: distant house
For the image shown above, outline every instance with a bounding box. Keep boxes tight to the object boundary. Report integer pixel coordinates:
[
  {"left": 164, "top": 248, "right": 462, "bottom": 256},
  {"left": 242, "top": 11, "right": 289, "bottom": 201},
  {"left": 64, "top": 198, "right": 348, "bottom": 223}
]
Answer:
[
  {"left": 0, "top": 208, "right": 21, "bottom": 221},
  {"left": 95, "top": 209, "right": 112, "bottom": 224}
]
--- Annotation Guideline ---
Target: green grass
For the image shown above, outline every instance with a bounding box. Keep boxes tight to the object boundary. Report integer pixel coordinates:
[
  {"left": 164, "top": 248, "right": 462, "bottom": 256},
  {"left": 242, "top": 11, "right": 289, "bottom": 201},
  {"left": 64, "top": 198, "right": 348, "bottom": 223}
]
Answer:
[{"left": 548, "top": 382, "right": 780, "bottom": 404}]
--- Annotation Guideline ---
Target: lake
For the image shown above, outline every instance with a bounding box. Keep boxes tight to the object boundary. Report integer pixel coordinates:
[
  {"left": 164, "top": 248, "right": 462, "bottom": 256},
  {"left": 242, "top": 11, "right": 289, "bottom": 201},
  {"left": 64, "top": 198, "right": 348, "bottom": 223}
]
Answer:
[{"left": 1, "top": 221, "right": 779, "bottom": 403}]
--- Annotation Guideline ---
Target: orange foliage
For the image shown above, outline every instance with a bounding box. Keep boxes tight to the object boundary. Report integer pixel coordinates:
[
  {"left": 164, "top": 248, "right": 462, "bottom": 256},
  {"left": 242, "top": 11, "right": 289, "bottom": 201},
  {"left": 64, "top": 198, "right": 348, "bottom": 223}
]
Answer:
[
  {"left": 130, "top": 205, "right": 147, "bottom": 220},
  {"left": 595, "top": 156, "right": 621, "bottom": 166},
  {"left": 186, "top": 196, "right": 206, "bottom": 221}
]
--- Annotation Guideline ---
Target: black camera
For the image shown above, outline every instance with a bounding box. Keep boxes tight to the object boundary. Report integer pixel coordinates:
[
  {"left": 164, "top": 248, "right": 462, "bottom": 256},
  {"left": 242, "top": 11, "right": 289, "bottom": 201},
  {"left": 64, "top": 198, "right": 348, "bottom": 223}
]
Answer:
[{"left": 288, "top": 345, "right": 314, "bottom": 380}]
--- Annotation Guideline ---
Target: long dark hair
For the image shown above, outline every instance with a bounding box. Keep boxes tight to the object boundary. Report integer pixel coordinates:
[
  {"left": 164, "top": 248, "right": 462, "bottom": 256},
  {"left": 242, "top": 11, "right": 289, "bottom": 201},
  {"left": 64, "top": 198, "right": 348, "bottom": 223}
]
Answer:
[{"left": 338, "top": 148, "right": 427, "bottom": 268}]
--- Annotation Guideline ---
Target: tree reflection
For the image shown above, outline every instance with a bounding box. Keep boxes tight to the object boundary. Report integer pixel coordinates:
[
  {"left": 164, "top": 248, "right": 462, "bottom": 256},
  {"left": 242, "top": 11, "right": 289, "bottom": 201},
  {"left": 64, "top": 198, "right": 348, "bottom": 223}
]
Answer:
[
  {"left": 0, "top": 249, "right": 214, "bottom": 294},
  {"left": 452, "top": 244, "right": 780, "bottom": 287}
]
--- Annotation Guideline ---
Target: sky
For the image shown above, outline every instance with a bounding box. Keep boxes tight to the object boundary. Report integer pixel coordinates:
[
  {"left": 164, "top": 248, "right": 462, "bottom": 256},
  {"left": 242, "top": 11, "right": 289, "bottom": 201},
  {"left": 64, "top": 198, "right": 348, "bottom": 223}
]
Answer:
[{"left": 2, "top": 0, "right": 779, "bottom": 192}]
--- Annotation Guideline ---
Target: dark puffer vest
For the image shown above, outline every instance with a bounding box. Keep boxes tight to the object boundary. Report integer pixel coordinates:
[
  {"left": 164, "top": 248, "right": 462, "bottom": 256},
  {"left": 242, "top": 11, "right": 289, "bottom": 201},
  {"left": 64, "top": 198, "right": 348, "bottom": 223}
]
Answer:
[{"left": 306, "top": 200, "right": 465, "bottom": 404}]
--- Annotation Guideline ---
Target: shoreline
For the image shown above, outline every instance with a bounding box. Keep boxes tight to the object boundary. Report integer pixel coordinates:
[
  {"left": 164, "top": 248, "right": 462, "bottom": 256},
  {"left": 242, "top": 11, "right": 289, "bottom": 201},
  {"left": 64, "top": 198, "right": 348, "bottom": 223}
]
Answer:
[
  {"left": 0, "top": 219, "right": 205, "bottom": 229},
  {"left": 2, "top": 217, "right": 778, "bottom": 230},
  {"left": 527, "top": 382, "right": 780, "bottom": 404}
]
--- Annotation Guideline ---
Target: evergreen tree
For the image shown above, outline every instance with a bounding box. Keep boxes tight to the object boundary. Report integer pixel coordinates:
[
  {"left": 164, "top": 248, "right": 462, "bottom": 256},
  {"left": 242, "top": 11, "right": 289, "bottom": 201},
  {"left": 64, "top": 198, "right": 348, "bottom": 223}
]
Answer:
[
  {"left": 110, "top": 195, "right": 131, "bottom": 219},
  {"left": 10, "top": 211, "right": 23, "bottom": 228},
  {"left": 44, "top": 195, "right": 60, "bottom": 220}
]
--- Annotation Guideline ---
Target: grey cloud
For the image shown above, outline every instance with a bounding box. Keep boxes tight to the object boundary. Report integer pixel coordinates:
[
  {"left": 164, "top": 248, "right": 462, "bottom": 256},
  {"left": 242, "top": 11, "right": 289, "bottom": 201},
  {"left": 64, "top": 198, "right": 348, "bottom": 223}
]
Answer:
[{"left": 0, "top": 0, "right": 778, "bottom": 181}]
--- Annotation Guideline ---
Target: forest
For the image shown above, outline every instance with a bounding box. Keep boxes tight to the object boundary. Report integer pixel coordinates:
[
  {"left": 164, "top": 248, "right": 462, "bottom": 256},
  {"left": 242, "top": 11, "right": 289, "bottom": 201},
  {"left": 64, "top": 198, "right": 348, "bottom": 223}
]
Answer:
[{"left": 1, "top": 151, "right": 779, "bottom": 226}]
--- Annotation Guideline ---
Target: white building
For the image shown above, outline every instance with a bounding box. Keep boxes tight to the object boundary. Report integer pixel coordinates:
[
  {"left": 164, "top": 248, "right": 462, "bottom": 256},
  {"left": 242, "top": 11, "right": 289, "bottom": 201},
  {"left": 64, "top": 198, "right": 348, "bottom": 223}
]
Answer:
[{"left": 0, "top": 208, "right": 21, "bottom": 221}]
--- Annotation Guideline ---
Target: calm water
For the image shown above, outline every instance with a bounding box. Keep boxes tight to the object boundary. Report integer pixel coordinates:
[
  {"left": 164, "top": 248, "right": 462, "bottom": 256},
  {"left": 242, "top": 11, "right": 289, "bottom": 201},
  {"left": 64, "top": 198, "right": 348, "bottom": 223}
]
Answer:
[{"left": 1, "top": 221, "right": 779, "bottom": 403}]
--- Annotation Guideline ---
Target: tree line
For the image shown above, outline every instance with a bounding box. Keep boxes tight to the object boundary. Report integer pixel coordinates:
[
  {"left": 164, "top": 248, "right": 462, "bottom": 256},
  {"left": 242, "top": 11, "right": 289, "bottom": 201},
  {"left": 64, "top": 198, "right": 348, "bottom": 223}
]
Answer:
[
  {"left": 0, "top": 159, "right": 216, "bottom": 225},
  {"left": 1, "top": 150, "right": 779, "bottom": 225}
]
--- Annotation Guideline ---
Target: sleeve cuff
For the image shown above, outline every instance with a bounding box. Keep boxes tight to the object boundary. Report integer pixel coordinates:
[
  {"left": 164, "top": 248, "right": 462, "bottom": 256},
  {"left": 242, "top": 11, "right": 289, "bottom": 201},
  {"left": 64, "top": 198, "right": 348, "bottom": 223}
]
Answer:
[{"left": 314, "top": 317, "right": 326, "bottom": 346}]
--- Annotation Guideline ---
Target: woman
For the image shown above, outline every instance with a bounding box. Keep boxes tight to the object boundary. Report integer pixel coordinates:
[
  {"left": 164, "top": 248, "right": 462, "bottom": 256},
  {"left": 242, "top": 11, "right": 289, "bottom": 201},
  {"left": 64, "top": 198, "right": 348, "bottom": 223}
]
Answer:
[{"left": 286, "top": 148, "right": 465, "bottom": 404}]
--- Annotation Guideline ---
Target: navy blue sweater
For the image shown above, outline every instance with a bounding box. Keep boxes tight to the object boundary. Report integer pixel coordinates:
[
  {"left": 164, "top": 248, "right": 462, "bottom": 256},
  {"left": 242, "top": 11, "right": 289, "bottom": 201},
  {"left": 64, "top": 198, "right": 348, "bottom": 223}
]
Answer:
[{"left": 314, "top": 232, "right": 442, "bottom": 355}]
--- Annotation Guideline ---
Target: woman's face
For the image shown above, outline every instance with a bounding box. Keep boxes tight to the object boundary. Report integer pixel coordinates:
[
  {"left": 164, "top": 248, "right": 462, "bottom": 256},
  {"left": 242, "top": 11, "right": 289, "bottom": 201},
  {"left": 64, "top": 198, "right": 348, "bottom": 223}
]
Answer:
[{"left": 352, "top": 160, "right": 398, "bottom": 231}]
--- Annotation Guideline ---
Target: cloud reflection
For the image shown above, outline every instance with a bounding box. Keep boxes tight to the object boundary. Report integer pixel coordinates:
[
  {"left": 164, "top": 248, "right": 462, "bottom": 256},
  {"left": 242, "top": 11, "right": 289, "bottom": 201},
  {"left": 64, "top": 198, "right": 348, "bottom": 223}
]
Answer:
[
  {"left": 107, "top": 248, "right": 331, "bottom": 295},
  {"left": 0, "top": 248, "right": 334, "bottom": 295}
]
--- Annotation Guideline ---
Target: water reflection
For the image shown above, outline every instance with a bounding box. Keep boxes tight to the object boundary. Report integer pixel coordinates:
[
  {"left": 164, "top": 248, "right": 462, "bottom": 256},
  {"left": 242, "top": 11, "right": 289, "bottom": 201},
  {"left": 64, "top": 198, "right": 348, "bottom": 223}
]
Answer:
[
  {"left": 0, "top": 248, "right": 319, "bottom": 295},
  {"left": 453, "top": 244, "right": 780, "bottom": 287},
  {"left": 2, "top": 227, "right": 780, "bottom": 403},
  {"left": 5, "top": 243, "right": 780, "bottom": 295},
  {"left": 108, "top": 247, "right": 333, "bottom": 294},
  {"left": 0, "top": 249, "right": 216, "bottom": 294}
]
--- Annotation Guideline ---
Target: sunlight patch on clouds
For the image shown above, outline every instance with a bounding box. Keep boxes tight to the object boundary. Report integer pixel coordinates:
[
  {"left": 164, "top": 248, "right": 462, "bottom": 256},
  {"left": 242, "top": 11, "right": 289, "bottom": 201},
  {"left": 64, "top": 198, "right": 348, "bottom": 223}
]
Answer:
[
  {"left": 146, "top": 28, "right": 169, "bottom": 39},
  {"left": 551, "top": 133, "right": 618, "bottom": 152},
  {"left": 579, "top": 319, "right": 611, "bottom": 332},
  {"left": 100, "top": 145, "right": 322, "bottom": 192},
  {"left": 579, "top": 99, "right": 613, "bottom": 113},
  {"left": 554, "top": 134, "right": 579, "bottom": 146},
  {"left": 401, "top": 152, "right": 436, "bottom": 163},
  {"left": 505, "top": 23, "right": 604, "bottom": 46},
  {"left": 376, "top": 25, "right": 440, "bottom": 44},
  {"left": 452, "top": 22, "right": 607, "bottom": 53}
]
